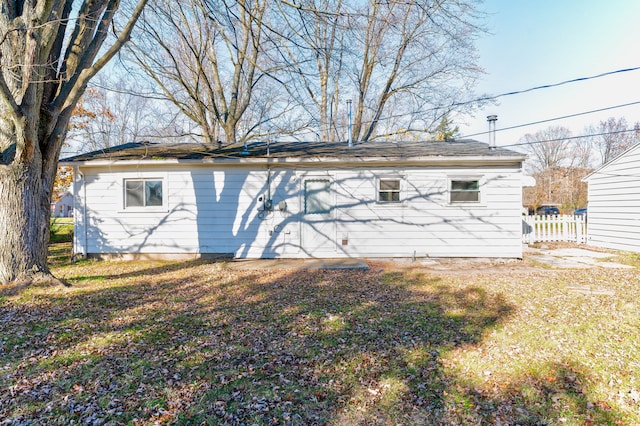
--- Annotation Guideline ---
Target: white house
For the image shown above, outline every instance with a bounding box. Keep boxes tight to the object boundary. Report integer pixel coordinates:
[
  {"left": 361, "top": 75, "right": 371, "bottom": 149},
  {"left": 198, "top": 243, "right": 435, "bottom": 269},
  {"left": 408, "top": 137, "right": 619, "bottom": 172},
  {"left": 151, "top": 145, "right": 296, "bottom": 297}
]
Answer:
[
  {"left": 51, "top": 191, "right": 74, "bottom": 218},
  {"left": 60, "top": 140, "right": 526, "bottom": 260},
  {"left": 583, "top": 143, "right": 640, "bottom": 253}
]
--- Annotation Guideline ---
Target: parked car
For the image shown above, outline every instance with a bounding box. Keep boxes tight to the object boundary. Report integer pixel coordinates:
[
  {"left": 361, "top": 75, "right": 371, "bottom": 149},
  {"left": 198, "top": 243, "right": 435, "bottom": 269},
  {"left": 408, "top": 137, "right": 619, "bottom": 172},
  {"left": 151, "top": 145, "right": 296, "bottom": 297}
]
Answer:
[
  {"left": 573, "top": 208, "right": 587, "bottom": 217},
  {"left": 535, "top": 206, "right": 560, "bottom": 216}
]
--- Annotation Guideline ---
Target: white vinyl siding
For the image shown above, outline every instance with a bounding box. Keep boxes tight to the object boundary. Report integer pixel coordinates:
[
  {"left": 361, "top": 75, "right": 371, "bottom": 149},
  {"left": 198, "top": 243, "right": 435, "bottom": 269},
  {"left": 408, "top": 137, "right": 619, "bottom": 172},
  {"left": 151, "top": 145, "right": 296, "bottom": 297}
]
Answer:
[
  {"left": 585, "top": 144, "right": 640, "bottom": 252},
  {"left": 333, "top": 169, "right": 521, "bottom": 258},
  {"left": 73, "top": 162, "right": 523, "bottom": 259}
]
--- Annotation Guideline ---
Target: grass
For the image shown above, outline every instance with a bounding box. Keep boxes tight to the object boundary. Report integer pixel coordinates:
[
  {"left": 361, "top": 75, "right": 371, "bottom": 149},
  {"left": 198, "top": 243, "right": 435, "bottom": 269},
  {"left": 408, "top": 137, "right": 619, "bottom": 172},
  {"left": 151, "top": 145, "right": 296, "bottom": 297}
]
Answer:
[
  {"left": 606, "top": 251, "right": 640, "bottom": 268},
  {"left": 50, "top": 218, "right": 74, "bottom": 243},
  {"left": 0, "top": 244, "right": 638, "bottom": 424}
]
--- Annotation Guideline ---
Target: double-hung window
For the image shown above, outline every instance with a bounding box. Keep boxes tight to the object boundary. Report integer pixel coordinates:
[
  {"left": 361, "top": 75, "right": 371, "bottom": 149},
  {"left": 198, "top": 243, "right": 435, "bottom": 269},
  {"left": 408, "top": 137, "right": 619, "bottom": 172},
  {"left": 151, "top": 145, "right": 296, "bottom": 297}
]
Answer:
[
  {"left": 378, "top": 178, "right": 401, "bottom": 203},
  {"left": 450, "top": 179, "right": 480, "bottom": 203},
  {"left": 124, "top": 179, "right": 163, "bottom": 208}
]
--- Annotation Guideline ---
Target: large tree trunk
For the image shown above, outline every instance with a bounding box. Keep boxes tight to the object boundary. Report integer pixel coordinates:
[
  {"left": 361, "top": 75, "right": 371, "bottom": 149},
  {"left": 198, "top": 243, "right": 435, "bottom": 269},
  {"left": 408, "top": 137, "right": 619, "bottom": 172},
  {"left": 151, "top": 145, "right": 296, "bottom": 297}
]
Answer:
[
  {"left": 0, "top": 161, "right": 52, "bottom": 283},
  {"left": 0, "top": 0, "right": 148, "bottom": 285}
]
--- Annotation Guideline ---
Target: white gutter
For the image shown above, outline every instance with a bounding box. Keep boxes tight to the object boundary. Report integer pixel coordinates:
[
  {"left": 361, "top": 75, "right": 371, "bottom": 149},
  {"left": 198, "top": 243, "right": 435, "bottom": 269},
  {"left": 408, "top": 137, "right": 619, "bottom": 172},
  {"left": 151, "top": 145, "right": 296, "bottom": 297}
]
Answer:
[
  {"left": 60, "top": 154, "right": 527, "bottom": 168},
  {"left": 73, "top": 165, "right": 88, "bottom": 257}
]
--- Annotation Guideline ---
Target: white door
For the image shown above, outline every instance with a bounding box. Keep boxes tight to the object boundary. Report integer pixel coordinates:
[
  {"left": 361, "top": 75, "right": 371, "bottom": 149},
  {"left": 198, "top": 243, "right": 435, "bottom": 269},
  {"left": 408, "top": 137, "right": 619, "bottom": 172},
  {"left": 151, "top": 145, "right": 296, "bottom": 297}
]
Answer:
[{"left": 301, "top": 177, "right": 336, "bottom": 256}]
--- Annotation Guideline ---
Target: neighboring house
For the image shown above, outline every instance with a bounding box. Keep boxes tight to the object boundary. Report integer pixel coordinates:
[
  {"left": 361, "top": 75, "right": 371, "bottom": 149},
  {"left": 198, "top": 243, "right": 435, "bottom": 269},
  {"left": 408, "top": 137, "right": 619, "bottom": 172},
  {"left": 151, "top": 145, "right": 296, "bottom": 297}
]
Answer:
[
  {"left": 583, "top": 143, "right": 640, "bottom": 252},
  {"left": 51, "top": 191, "right": 74, "bottom": 218},
  {"left": 60, "top": 140, "right": 526, "bottom": 260}
]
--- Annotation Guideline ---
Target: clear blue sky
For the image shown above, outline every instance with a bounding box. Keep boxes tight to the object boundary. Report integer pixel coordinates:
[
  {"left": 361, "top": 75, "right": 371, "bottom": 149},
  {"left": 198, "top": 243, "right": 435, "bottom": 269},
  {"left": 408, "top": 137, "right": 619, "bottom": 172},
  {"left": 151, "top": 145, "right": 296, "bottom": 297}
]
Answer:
[{"left": 459, "top": 0, "right": 640, "bottom": 149}]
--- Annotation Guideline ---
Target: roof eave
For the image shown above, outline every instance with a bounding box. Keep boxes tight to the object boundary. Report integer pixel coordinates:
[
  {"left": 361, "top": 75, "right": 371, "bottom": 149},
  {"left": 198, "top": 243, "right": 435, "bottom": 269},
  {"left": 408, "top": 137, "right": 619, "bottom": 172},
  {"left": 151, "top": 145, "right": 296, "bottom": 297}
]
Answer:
[
  {"left": 583, "top": 142, "right": 640, "bottom": 182},
  {"left": 61, "top": 154, "right": 526, "bottom": 168}
]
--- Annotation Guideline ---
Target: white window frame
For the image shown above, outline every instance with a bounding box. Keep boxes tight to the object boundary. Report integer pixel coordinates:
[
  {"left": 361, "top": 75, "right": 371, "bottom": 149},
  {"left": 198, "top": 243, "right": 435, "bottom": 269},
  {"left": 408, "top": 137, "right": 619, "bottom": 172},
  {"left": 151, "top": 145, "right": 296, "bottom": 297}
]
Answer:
[
  {"left": 121, "top": 175, "right": 168, "bottom": 212},
  {"left": 448, "top": 176, "right": 483, "bottom": 205},
  {"left": 376, "top": 176, "right": 405, "bottom": 205}
]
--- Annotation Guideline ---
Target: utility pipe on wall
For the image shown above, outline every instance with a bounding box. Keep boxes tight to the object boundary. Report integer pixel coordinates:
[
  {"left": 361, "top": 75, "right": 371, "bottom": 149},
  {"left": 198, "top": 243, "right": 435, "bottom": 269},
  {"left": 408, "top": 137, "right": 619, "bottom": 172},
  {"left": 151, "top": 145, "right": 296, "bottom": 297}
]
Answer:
[{"left": 347, "top": 99, "right": 353, "bottom": 147}]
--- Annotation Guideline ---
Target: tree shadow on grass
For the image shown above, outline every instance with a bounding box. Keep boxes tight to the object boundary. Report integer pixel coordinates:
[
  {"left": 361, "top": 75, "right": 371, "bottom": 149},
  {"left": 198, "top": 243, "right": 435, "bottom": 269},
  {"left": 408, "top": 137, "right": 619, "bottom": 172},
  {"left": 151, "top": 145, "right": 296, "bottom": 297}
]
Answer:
[
  {"left": 445, "top": 360, "right": 621, "bottom": 425},
  {"left": 0, "top": 263, "right": 628, "bottom": 424},
  {"left": 62, "top": 258, "right": 221, "bottom": 283},
  {"left": 47, "top": 242, "right": 74, "bottom": 268}
]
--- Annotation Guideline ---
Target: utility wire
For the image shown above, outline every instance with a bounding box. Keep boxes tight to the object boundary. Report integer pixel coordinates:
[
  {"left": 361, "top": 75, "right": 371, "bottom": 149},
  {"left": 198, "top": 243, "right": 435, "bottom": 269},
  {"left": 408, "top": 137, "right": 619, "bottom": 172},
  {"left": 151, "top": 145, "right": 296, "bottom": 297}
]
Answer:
[
  {"left": 283, "top": 66, "right": 640, "bottom": 137},
  {"left": 460, "top": 100, "right": 640, "bottom": 139},
  {"left": 367, "top": 66, "right": 640, "bottom": 129},
  {"left": 502, "top": 128, "right": 638, "bottom": 149},
  {"left": 90, "top": 63, "right": 640, "bottom": 141},
  {"left": 454, "top": 66, "right": 640, "bottom": 107}
]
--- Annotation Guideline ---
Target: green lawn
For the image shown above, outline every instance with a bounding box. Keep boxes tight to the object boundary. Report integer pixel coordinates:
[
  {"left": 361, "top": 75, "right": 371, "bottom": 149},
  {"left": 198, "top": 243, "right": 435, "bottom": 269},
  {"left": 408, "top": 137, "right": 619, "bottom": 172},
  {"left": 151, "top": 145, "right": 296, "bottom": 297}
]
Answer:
[
  {"left": 50, "top": 218, "right": 74, "bottom": 243},
  {"left": 0, "top": 245, "right": 638, "bottom": 424}
]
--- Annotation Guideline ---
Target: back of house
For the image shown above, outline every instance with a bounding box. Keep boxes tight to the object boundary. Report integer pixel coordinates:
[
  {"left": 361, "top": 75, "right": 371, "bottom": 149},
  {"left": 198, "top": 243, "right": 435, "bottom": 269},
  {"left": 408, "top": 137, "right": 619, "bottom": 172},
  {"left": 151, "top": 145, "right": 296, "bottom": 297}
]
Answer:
[{"left": 61, "top": 140, "right": 526, "bottom": 260}]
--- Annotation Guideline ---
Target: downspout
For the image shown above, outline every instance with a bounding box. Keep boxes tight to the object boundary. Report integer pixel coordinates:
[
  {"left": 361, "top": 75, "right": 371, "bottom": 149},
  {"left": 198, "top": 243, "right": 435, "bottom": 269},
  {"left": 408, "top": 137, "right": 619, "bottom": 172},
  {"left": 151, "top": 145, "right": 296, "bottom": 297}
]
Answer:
[
  {"left": 267, "top": 141, "right": 271, "bottom": 202},
  {"left": 74, "top": 165, "right": 88, "bottom": 257},
  {"left": 267, "top": 166, "right": 272, "bottom": 209}
]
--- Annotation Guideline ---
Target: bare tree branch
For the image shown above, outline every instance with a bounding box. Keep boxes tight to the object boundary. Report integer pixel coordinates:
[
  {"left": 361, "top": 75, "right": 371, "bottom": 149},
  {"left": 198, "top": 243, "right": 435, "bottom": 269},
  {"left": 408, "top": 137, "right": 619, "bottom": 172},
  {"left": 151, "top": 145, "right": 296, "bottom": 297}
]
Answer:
[{"left": 56, "top": 0, "right": 149, "bottom": 113}]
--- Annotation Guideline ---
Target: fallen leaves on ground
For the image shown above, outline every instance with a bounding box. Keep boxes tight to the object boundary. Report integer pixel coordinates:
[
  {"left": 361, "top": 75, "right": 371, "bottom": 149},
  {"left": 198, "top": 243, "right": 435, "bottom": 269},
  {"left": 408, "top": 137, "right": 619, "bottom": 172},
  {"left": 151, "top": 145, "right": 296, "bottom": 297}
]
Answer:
[{"left": 0, "top": 250, "right": 638, "bottom": 425}]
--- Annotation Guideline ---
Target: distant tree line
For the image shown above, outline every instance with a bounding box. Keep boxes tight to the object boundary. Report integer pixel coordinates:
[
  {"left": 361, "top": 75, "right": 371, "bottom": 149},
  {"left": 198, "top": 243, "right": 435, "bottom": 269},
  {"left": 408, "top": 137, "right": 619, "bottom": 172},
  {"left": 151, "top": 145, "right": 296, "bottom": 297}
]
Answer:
[{"left": 522, "top": 117, "right": 640, "bottom": 211}]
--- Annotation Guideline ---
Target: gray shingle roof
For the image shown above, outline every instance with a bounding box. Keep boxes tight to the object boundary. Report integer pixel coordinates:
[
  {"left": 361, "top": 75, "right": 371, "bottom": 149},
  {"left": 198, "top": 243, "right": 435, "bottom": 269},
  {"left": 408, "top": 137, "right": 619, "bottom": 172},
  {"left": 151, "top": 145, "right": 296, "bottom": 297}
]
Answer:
[{"left": 61, "top": 139, "right": 525, "bottom": 163}]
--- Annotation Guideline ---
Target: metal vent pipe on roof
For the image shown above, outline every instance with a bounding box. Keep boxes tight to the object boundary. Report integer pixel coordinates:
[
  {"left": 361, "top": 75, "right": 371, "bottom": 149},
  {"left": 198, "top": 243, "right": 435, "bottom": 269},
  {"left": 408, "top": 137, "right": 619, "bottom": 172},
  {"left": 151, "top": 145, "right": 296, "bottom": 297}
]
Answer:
[{"left": 487, "top": 114, "right": 498, "bottom": 149}]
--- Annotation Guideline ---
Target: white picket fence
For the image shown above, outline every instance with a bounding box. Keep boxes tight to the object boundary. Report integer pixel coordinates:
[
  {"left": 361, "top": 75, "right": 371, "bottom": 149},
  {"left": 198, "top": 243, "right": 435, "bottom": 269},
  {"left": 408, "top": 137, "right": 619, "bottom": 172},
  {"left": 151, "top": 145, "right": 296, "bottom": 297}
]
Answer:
[{"left": 522, "top": 215, "right": 587, "bottom": 244}]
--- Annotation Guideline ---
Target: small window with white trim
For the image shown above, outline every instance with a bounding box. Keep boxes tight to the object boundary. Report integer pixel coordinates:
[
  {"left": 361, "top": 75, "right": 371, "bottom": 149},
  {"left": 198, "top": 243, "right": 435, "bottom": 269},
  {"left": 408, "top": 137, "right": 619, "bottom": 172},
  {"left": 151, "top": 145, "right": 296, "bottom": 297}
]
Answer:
[
  {"left": 124, "top": 179, "right": 163, "bottom": 208},
  {"left": 450, "top": 179, "right": 480, "bottom": 203},
  {"left": 378, "top": 178, "right": 401, "bottom": 203}
]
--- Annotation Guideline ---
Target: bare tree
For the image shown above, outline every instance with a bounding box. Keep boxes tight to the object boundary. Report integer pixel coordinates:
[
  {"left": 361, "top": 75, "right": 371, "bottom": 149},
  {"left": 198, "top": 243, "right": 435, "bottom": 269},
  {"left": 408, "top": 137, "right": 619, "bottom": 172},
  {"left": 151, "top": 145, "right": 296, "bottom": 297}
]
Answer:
[
  {"left": 522, "top": 118, "right": 640, "bottom": 210},
  {"left": 67, "top": 73, "right": 188, "bottom": 153},
  {"left": 521, "top": 125, "right": 599, "bottom": 210},
  {"left": 130, "top": 0, "right": 288, "bottom": 145},
  {"left": 271, "top": 0, "right": 347, "bottom": 141},
  {"left": 522, "top": 126, "right": 573, "bottom": 174},
  {"left": 272, "top": 0, "right": 484, "bottom": 142},
  {"left": 0, "top": 0, "right": 148, "bottom": 284},
  {"left": 523, "top": 166, "right": 589, "bottom": 211},
  {"left": 347, "top": 0, "right": 483, "bottom": 142},
  {"left": 589, "top": 117, "right": 639, "bottom": 165},
  {"left": 570, "top": 133, "right": 594, "bottom": 169}
]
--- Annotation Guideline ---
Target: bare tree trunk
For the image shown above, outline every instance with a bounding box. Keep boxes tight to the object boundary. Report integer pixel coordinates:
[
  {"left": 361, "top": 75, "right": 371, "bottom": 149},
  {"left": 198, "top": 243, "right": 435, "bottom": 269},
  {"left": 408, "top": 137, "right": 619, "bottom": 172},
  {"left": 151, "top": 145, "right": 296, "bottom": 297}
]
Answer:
[
  {"left": 0, "top": 161, "right": 52, "bottom": 283},
  {"left": 224, "top": 121, "right": 238, "bottom": 145},
  {"left": 0, "top": 0, "right": 148, "bottom": 285}
]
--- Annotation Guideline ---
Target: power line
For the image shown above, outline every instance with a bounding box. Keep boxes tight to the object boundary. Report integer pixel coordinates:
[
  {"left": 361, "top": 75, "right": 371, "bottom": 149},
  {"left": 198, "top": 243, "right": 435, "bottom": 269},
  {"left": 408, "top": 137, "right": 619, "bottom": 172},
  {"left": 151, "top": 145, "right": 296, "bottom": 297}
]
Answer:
[
  {"left": 293, "top": 66, "right": 640, "bottom": 135},
  {"left": 93, "top": 61, "right": 640, "bottom": 140},
  {"left": 371, "top": 66, "right": 640, "bottom": 131},
  {"left": 455, "top": 66, "right": 640, "bottom": 107},
  {"left": 460, "top": 100, "right": 640, "bottom": 139},
  {"left": 502, "top": 128, "right": 638, "bottom": 149}
]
